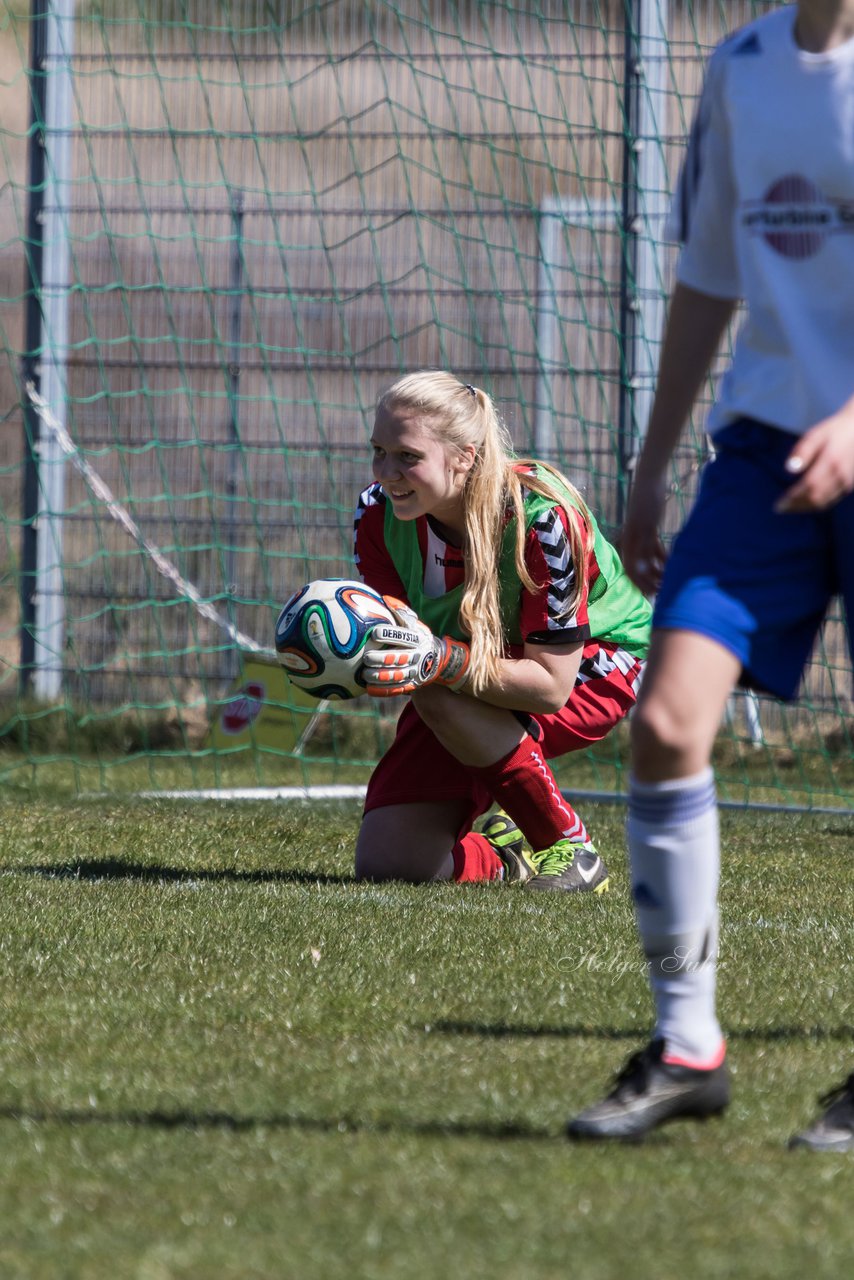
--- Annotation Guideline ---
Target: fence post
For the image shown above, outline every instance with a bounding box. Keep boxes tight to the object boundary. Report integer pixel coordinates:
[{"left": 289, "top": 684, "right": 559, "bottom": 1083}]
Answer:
[
  {"left": 21, "top": 0, "right": 76, "bottom": 700},
  {"left": 224, "top": 187, "right": 245, "bottom": 684},
  {"left": 20, "top": 0, "right": 50, "bottom": 694},
  {"left": 618, "top": 0, "right": 670, "bottom": 523}
]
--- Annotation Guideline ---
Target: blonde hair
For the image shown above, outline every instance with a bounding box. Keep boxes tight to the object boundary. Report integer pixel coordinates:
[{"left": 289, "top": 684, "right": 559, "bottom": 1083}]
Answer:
[{"left": 376, "top": 370, "right": 592, "bottom": 693}]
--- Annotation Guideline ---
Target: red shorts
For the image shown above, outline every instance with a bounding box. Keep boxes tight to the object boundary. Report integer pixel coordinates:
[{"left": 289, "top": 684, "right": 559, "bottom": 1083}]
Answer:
[{"left": 364, "top": 643, "right": 643, "bottom": 826}]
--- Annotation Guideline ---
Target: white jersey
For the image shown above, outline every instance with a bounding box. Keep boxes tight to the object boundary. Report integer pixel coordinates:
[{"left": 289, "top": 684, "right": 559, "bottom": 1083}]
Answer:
[{"left": 670, "top": 6, "right": 854, "bottom": 437}]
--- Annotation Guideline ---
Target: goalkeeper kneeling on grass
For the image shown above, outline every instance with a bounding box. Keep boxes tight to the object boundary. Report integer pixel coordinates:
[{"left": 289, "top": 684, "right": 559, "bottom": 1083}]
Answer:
[{"left": 351, "top": 369, "right": 652, "bottom": 891}]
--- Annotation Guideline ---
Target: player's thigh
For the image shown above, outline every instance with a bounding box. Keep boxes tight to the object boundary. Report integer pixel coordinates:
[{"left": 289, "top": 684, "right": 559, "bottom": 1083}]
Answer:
[
  {"left": 364, "top": 699, "right": 492, "bottom": 815},
  {"left": 655, "top": 420, "right": 834, "bottom": 700},
  {"left": 354, "top": 800, "right": 472, "bottom": 881},
  {"left": 411, "top": 684, "right": 526, "bottom": 767},
  {"left": 631, "top": 629, "right": 742, "bottom": 780}
]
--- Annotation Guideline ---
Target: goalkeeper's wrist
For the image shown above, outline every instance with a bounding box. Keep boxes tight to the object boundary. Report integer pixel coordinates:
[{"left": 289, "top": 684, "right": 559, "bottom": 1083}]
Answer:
[{"left": 435, "top": 637, "right": 471, "bottom": 690}]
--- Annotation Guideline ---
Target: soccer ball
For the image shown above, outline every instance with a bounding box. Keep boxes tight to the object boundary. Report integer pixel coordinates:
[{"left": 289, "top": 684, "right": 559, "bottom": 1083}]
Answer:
[{"left": 274, "top": 578, "right": 398, "bottom": 700}]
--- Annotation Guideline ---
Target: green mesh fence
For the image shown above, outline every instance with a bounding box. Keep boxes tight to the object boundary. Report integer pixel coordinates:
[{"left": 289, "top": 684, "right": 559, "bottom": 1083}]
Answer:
[{"left": 0, "top": 0, "right": 851, "bottom": 806}]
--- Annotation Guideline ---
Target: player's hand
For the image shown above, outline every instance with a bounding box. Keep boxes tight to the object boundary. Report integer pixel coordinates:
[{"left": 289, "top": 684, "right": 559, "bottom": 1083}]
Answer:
[
  {"left": 776, "top": 406, "right": 854, "bottom": 513},
  {"left": 360, "top": 598, "right": 471, "bottom": 697},
  {"left": 620, "top": 472, "right": 668, "bottom": 596}
]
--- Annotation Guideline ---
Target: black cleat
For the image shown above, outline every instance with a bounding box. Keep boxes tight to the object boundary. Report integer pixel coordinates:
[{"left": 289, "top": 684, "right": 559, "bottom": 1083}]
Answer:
[
  {"left": 567, "top": 1038, "right": 730, "bottom": 1140},
  {"left": 789, "top": 1073, "right": 854, "bottom": 1152},
  {"left": 526, "top": 837, "right": 610, "bottom": 894}
]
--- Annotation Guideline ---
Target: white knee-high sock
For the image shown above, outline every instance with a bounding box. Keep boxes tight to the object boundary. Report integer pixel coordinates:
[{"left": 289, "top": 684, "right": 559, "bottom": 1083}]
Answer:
[{"left": 627, "top": 768, "right": 725, "bottom": 1066}]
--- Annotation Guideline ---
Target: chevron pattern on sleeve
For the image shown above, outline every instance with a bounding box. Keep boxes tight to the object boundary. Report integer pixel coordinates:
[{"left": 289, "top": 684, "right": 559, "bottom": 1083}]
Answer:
[{"left": 531, "top": 507, "right": 578, "bottom": 630}]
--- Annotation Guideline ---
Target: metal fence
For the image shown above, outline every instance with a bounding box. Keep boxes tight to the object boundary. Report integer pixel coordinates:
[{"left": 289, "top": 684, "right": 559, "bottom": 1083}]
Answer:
[{"left": 12, "top": 0, "right": 848, "bottom": 729}]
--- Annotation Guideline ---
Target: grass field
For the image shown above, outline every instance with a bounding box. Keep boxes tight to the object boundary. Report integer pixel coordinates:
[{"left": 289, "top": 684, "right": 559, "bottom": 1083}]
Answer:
[{"left": 0, "top": 793, "right": 852, "bottom": 1279}]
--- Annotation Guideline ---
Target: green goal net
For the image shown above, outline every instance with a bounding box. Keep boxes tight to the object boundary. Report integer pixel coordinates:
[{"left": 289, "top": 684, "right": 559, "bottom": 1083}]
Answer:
[{"left": 0, "top": 0, "right": 851, "bottom": 808}]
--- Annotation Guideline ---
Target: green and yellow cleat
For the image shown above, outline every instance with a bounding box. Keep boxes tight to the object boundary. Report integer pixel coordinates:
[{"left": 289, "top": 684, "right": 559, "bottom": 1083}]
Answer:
[{"left": 480, "top": 810, "right": 537, "bottom": 884}]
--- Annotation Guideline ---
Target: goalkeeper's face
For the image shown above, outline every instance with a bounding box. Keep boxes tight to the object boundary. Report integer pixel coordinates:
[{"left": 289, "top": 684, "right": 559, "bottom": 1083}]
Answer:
[{"left": 371, "top": 404, "right": 476, "bottom": 537}]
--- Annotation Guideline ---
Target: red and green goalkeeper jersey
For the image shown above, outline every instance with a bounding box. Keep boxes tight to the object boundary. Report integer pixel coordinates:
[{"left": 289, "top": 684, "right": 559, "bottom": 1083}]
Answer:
[{"left": 353, "top": 470, "right": 651, "bottom": 662}]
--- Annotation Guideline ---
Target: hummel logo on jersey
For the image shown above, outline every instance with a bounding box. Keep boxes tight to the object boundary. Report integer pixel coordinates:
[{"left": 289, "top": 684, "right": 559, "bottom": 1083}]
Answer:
[{"left": 434, "top": 553, "right": 464, "bottom": 568}]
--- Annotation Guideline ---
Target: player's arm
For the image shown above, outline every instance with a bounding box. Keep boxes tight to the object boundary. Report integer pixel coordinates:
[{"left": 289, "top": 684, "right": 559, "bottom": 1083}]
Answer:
[
  {"left": 361, "top": 606, "right": 582, "bottom": 712},
  {"left": 469, "top": 500, "right": 586, "bottom": 713},
  {"left": 776, "top": 392, "right": 854, "bottom": 513},
  {"left": 361, "top": 503, "right": 585, "bottom": 712},
  {"left": 454, "top": 640, "right": 583, "bottom": 716},
  {"left": 623, "top": 43, "right": 738, "bottom": 595},
  {"left": 622, "top": 283, "right": 736, "bottom": 595}
]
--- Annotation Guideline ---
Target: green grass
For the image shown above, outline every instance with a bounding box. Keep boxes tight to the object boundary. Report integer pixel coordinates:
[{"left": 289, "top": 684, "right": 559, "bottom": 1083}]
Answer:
[{"left": 0, "top": 796, "right": 852, "bottom": 1278}]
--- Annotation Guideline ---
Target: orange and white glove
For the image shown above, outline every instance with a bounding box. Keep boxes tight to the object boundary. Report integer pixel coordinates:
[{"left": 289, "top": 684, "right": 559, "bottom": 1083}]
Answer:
[{"left": 360, "top": 598, "right": 470, "bottom": 698}]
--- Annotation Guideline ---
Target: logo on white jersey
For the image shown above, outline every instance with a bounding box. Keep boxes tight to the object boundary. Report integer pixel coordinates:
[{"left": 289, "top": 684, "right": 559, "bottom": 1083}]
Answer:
[{"left": 743, "top": 174, "right": 854, "bottom": 259}]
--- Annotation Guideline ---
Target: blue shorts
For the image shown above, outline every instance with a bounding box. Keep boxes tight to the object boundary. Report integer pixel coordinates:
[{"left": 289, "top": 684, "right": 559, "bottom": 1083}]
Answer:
[{"left": 653, "top": 419, "right": 854, "bottom": 701}]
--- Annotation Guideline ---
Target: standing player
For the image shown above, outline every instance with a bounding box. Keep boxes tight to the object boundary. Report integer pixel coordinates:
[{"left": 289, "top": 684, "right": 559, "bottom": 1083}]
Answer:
[
  {"left": 353, "top": 370, "right": 651, "bottom": 891},
  {"left": 568, "top": 0, "right": 854, "bottom": 1148}
]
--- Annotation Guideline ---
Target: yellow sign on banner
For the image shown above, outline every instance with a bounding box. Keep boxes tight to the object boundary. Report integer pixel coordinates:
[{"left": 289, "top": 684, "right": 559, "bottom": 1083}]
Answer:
[{"left": 206, "top": 655, "right": 321, "bottom": 753}]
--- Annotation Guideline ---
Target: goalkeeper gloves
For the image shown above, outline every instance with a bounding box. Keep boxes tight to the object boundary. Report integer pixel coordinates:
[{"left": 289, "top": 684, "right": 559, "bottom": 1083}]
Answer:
[{"left": 360, "top": 598, "right": 471, "bottom": 697}]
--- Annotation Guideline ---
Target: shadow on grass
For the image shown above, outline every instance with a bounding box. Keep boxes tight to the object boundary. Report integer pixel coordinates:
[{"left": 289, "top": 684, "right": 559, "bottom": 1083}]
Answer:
[
  {"left": 0, "top": 1104, "right": 546, "bottom": 1141},
  {"left": 4, "top": 860, "right": 352, "bottom": 886},
  {"left": 429, "top": 1020, "right": 854, "bottom": 1043}
]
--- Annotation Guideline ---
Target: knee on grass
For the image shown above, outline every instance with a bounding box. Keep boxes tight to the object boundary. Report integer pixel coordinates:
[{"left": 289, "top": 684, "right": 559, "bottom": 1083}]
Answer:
[{"left": 354, "top": 846, "right": 452, "bottom": 883}]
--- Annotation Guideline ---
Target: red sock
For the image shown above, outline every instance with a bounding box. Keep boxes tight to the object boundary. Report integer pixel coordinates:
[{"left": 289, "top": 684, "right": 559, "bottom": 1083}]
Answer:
[
  {"left": 468, "top": 737, "right": 589, "bottom": 852},
  {"left": 451, "top": 832, "right": 503, "bottom": 882}
]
